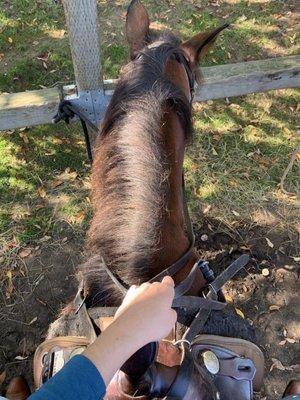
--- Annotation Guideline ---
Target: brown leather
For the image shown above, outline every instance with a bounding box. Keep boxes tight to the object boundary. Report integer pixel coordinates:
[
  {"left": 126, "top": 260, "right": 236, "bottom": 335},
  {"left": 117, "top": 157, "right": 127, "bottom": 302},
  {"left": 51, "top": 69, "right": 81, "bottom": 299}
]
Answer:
[
  {"left": 283, "top": 380, "right": 300, "bottom": 397},
  {"left": 193, "top": 334, "right": 264, "bottom": 392},
  {"left": 156, "top": 341, "right": 182, "bottom": 367},
  {"left": 33, "top": 336, "right": 91, "bottom": 388},
  {"left": 5, "top": 377, "right": 31, "bottom": 400}
]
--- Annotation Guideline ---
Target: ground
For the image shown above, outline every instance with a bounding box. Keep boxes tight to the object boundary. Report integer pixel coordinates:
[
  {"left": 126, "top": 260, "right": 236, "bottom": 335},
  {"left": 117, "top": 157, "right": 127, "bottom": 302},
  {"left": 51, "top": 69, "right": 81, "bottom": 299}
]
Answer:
[{"left": 0, "top": 0, "right": 299, "bottom": 398}]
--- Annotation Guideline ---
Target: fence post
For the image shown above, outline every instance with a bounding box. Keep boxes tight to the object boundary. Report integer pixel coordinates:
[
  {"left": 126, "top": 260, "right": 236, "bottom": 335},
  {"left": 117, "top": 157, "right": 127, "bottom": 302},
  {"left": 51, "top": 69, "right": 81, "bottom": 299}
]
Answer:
[{"left": 63, "top": 0, "right": 104, "bottom": 144}]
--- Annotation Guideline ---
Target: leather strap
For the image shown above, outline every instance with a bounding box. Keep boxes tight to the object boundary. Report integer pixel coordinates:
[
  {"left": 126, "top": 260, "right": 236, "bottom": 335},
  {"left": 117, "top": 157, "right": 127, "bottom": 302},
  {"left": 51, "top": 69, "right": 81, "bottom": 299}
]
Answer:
[
  {"left": 208, "top": 254, "right": 249, "bottom": 297},
  {"left": 182, "top": 254, "right": 250, "bottom": 342},
  {"left": 165, "top": 346, "right": 194, "bottom": 400}
]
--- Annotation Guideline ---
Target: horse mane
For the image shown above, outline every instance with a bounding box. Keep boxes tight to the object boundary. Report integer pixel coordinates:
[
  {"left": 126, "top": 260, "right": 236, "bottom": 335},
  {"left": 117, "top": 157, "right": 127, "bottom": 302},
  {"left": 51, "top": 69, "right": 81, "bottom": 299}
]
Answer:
[{"left": 81, "top": 38, "right": 193, "bottom": 307}]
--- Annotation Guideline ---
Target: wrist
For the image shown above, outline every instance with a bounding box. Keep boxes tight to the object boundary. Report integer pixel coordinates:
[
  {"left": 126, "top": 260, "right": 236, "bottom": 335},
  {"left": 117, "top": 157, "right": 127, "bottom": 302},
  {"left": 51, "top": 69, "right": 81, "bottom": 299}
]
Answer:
[{"left": 83, "top": 316, "right": 149, "bottom": 385}]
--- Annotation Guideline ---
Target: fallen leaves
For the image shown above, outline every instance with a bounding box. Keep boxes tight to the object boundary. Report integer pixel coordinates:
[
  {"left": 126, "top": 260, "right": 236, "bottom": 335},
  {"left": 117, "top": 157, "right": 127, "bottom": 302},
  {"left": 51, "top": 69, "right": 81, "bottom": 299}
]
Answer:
[
  {"left": 235, "top": 308, "right": 245, "bottom": 318},
  {"left": 5, "top": 271, "right": 14, "bottom": 299},
  {"left": 19, "top": 248, "right": 32, "bottom": 258},
  {"left": 279, "top": 338, "right": 297, "bottom": 346},
  {"left": 291, "top": 256, "right": 300, "bottom": 262},
  {"left": 265, "top": 237, "right": 274, "bottom": 248},
  {"left": 51, "top": 179, "right": 63, "bottom": 188},
  {"left": 67, "top": 212, "right": 85, "bottom": 225},
  {"left": 19, "top": 132, "right": 29, "bottom": 144},
  {"left": 232, "top": 210, "right": 240, "bottom": 217},
  {"left": 28, "top": 316, "right": 38, "bottom": 325},
  {"left": 0, "top": 370, "right": 6, "bottom": 385},
  {"left": 15, "top": 355, "right": 28, "bottom": 361},
  {"left": 37, "top": 186, "right": 47, "bottom": 199},
  {"left": 224, "top": 294, "right": 233, "bottom": 303},
  {"left": 269, "top": 305, "right": 280, "bottom": 311},
  {"left": 39, "top": 235, "right": 51, "bottom": 243},
  {"left": 270, "top": 358, "right": 294, "bottom": 372}
]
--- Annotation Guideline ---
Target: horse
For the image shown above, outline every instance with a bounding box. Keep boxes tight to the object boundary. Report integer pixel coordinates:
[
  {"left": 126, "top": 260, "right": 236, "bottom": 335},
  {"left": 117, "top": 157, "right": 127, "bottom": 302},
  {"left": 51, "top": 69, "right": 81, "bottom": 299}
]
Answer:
[
  {"left": 40, "top": 1, "right": 260, "bottom": 397},
  {"left": 77, "top": 0, "right": 254, "bottom": 339}
]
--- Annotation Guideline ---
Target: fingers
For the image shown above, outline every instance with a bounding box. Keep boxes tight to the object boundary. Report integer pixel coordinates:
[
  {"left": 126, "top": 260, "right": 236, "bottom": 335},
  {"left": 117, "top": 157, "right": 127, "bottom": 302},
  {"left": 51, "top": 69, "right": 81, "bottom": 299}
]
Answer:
[{"left": 162, "top": 276, "right": 175, "bottom": 287}]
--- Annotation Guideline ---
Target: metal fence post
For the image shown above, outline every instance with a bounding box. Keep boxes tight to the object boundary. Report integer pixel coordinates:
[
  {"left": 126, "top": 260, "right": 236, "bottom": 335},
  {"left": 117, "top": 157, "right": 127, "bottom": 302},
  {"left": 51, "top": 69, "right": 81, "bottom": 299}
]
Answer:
[{"left": 63, "top": 0, "right": 105, "bottom": 144}]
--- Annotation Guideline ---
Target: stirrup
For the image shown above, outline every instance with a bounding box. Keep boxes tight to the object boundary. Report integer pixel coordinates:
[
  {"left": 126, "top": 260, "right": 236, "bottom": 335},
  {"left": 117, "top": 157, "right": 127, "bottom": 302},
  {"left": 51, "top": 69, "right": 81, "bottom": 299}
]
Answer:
[{"left": 33, "top": 336, "right": 91, "bottom": 389}]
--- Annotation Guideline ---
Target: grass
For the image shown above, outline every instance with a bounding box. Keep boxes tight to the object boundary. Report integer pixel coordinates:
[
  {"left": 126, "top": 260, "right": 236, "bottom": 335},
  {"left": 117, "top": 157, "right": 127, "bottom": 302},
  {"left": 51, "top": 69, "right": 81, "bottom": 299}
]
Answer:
[{"left": 0, "top": 0, "right": 299, "bottom": 263}]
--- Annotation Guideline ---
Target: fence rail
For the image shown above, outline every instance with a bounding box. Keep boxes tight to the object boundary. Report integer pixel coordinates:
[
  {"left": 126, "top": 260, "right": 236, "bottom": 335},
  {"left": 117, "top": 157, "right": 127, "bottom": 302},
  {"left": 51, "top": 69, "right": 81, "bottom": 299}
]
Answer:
[{"left": 0, "top": 55, "right": 299, "bottom": 131}]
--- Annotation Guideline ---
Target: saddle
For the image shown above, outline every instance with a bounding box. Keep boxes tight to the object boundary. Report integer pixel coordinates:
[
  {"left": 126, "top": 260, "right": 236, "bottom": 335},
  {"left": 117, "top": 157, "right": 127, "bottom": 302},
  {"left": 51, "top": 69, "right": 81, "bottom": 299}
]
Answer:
[{"left": 33, "top": 255, "right": 265, "bottom": 400}]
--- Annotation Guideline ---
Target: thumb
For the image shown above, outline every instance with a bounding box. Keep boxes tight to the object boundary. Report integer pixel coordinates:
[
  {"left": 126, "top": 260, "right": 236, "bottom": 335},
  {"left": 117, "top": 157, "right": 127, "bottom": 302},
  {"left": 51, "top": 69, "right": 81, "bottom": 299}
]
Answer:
[{"left": 162, "top": 276, "right": 175, "bottom": 287}]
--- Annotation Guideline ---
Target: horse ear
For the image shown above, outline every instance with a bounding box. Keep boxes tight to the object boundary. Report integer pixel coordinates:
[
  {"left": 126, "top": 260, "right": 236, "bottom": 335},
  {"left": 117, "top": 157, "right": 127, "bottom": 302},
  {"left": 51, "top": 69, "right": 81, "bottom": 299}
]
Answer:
[
  {"left": 181, "top": 24, "right": 229, "bottom": 65},
  {"left": 126, "top": 0, "right": 150, "bottom": 57}
]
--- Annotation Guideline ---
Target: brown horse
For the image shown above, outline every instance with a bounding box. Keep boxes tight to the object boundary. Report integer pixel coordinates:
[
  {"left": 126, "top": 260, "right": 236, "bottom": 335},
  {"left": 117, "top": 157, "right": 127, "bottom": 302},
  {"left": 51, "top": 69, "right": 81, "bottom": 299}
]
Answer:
[{"left": 77, "top": 0, "right": 254, "bottom": 341}]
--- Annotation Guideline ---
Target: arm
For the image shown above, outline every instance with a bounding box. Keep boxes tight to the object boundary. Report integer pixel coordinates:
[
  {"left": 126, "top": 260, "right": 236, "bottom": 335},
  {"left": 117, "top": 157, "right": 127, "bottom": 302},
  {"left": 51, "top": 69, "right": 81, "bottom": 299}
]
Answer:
[{"left": 29, "top": 277, "right": 176, "bottom": 399}]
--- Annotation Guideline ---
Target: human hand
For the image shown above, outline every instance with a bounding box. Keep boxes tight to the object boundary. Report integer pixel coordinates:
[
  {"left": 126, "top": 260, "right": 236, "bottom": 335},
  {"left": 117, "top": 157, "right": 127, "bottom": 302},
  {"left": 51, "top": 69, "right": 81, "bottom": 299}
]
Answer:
[
  {"left": 114, "top": 276, "right": 177, "bottom": 345},
  {"left": 83, "top": 277, "right": 177, "bottom": 385}
]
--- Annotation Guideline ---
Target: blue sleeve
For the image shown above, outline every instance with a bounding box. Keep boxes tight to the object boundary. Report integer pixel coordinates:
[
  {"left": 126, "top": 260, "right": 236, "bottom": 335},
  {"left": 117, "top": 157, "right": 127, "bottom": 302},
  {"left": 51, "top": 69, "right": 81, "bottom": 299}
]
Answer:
[{"left": 29, "top": 355, "right": 106, "bottom": 400}]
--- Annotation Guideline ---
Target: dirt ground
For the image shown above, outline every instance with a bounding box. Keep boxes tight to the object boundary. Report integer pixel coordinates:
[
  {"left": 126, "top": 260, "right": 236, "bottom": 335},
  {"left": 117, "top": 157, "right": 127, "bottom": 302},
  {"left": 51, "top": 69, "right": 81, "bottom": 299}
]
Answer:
[{"left": 0, "top": 218, "right": 299, "bottom": 398}]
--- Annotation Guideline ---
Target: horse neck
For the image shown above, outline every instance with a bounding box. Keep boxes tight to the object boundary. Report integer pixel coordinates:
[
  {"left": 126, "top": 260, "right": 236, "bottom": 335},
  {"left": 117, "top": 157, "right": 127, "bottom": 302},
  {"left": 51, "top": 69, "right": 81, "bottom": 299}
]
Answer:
[
  {"left": 156, "top": 110, "right": 189, "bottom": 262},
  {"left": 155, "top": 109, "right": 199, "bottom": 283}
]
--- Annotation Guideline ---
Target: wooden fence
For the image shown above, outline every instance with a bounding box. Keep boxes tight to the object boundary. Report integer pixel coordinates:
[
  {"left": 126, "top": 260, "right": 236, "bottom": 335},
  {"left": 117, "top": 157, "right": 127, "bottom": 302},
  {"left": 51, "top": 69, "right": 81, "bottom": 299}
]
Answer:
[{"left": 0, "top": 0, "right": 299, "bottom": 132}]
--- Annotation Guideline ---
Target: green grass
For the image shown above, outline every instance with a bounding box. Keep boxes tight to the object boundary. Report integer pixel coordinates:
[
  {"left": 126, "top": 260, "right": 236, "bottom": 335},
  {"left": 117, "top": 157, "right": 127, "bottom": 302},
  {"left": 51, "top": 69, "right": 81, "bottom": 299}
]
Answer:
[{"left": 0, "top": 0, "right": 299, "bottom": 257}]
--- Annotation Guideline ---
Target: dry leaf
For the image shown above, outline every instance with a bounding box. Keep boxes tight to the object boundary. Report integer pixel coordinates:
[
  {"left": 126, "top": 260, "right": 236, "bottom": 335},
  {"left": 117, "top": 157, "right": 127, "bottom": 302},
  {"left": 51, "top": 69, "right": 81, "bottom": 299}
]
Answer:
[
  {"left": 279, "top": 340, "right": 286, "bottom": 346},
  {"left": 291, "top": 256, "right": 300, "bottom": 262},
  {"left": 229, "top": 180, "right": 238, "bottom": 188},
  {"left": 235, "top": 308, "right": 245, "bottom": 318},
  {"left": 203, "top": 204, "right": 211, "bottom": 214},
  {"left": 39, "top": 235, "right": 51, "bottom": 242},
  {"left": 68, "top": 212, "right": 85, "bottom": 224},
  {"left": 19, "top": 132, "right": 29, "bottom": 143},
  {"left": 52, "top": 179, "right": 63, "bottom": 188},
  {"left": 15, "top": 355, "right": 28, "bottom": 361},
  {"left": 28, "top": 316, "right": 38, "bottom": 325},
  {"left": 232, "top": 210, "right": 240, "bottom": 217},
  {"left": 269, "top": 305, "right": 280, "bottom": 311},
  {"left": 0, "top": 370, "right": 6, "bottom": 384},
  {"left": 265, "top": 237, "right": 274, "bottom": 248},
  {"left": 19, "top": 248, "right": 31, "bottom": 258},
  {"left": 42, "top": 61, "right": 48, "bottom": 70},
  {"left": 240, "top": 245, "right": 251, "bottom": 251},
  {"left": 270, "top": 358, "right": 292, "bottom": 372},
  {"left": 262, "top": 268, "right": 270, "bottom": 277},
  {"left": 52, "top": 138, "right": 63, "bottom": 145},
  {"left": 5, "top": 271, "right": 14, "bottom": 299},
  {"left": 224, "top": 294, "right": 233, "bottom": 303},
  {"left": 37, "top": 186, "right": 46, "bottom": 198},
  {"left": 211, "top": 147, "right": 218, "bottom": 156},
  {"left": 8, "top": 37, "right": 13, "bottom": 44},
  {"left": 286, "top": 338, "right": 297, "bottom": 344}
]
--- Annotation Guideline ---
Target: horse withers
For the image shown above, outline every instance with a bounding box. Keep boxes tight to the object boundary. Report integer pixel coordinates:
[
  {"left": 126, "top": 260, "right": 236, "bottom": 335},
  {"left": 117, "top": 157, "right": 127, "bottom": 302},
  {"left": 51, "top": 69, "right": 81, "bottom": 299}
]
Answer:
[{"left": 34, "top": 1, "right": 264, "bottom": 399}]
